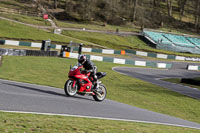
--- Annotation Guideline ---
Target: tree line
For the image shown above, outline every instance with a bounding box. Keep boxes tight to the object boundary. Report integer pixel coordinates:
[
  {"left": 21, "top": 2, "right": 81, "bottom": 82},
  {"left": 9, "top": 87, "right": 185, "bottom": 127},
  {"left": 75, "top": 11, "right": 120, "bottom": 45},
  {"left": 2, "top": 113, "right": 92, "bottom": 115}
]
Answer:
[{"left": 35, "top": 0, "right": 200, "bottom": 32}]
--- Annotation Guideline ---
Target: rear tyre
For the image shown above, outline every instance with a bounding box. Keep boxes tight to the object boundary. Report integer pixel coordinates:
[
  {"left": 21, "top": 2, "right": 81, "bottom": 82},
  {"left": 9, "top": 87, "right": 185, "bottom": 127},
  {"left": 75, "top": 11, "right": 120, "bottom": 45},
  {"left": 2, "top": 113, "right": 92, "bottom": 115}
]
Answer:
[
  {"left": 93, "top": 84, "right": 107, "bottom": 102},
  {"left": 64, "top": 79, "right": 78, "bottom": 96}
]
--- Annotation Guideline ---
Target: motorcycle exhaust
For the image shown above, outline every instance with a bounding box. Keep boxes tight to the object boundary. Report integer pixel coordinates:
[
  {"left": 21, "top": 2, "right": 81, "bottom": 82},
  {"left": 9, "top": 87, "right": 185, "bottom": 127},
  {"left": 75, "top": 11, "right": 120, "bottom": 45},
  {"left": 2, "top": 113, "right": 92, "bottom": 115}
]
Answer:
[{"left": 78, "top": 91, "right": 94, "bottom": 95}]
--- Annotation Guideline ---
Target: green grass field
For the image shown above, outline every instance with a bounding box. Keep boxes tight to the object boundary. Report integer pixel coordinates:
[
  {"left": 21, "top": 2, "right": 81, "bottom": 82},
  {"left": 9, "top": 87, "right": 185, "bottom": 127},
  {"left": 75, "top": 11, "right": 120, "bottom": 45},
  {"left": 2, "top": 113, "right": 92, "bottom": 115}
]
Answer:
[
  {"left": 56, "top": 20, "right": 141, "bottom": 32},
  {"left": 62, "top": 30, "right": 148, "bottom": 50},
  {"left": 0, "top": 45, "right": 42, "bottom": 50},
  {"left": 0, "top": 19, "right": 98, "bottom": 46},
  {"left": 0, "top": 0, "right": 28, "bottom": 11},
  {"left": 0, "top": 111, "right": 199, "bottom": 133},
  {"left": 0, "top": 13, "right": 51, "bottom": 26},
  {"left": 0, "top": 19, "right": 66, "bottom": 42}
]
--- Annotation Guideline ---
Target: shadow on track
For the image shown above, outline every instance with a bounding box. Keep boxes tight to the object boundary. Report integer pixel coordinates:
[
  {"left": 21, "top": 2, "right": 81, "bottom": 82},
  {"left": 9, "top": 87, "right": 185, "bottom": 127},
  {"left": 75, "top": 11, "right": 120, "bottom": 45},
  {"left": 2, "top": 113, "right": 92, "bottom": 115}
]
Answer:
[{"left": 3, "top": 83, "right": 94, "bottom": 101}]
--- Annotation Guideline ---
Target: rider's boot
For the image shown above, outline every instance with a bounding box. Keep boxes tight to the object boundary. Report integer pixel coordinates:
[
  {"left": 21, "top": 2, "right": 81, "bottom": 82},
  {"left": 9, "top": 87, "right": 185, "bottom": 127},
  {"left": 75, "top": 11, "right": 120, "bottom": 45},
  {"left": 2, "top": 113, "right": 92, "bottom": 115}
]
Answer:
[
  {"left": 92, "top": 81, "right": 97, "bottom": 91},
  {"left": 92, "top": 75, "right": 98, "bottom": 91},
  {"left": 92, "top": 79, "right": 100, "bottom": 91}
]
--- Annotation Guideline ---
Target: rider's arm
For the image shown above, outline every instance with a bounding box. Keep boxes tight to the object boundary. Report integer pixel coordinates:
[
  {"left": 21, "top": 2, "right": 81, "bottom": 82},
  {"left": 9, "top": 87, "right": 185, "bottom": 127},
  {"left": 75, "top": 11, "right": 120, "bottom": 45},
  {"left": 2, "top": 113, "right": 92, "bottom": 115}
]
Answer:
[
  {"left": 84, "top": 60, "right": 95, "bottom": 73},
  {"left": 86, "top": 69, "right": 93, "bottom": 73}
]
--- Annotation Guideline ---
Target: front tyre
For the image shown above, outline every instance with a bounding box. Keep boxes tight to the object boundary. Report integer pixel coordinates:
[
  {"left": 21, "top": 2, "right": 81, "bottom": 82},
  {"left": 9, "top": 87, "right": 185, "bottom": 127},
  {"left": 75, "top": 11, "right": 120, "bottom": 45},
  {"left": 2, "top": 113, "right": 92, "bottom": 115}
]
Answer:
[
  {"left": 64, "top": 79, "right": 78, "bottom": 96},
  {"left": 93, "top": 84, "right": 107, "bottom": 102}
]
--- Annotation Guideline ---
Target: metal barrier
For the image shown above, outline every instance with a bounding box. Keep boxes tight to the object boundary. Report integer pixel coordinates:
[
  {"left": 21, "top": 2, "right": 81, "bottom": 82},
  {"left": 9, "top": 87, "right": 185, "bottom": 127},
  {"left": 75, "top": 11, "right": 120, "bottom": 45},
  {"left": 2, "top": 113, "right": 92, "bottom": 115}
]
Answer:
[
  {"left": 0, "top": 48, "right": 26, "bottom": 56},
  {"left": 0, "top": 48, "right": 58, "bottom": 57},
  {"left": 26, "top": 50, "right": 58, "bottom": 57}
]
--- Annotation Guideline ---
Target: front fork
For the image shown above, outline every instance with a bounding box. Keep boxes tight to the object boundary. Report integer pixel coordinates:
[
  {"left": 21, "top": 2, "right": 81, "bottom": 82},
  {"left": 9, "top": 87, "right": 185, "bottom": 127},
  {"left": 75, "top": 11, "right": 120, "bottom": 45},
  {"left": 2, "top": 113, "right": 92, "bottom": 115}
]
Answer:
[
  {"left": 72, "top": 80, "right": 77, "bottom": 88},
  {"left": 95, "top": 80, "right": 101, "bottom": 89}
]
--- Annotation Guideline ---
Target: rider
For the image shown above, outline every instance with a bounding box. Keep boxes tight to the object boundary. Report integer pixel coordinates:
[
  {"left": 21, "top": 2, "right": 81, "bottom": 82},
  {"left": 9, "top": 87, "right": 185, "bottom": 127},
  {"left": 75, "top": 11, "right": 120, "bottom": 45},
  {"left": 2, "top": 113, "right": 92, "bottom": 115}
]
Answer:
[{"left": 78, "top": 55, "right": 97, "bottom": 90}]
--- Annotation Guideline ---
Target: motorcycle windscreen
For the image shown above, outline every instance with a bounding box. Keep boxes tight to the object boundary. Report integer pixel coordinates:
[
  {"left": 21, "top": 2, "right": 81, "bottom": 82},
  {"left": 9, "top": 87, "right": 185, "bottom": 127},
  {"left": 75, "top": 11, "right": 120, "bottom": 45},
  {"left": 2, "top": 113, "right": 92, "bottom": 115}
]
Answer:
[{"left": 96, "top": 72, "right": 106, "bottom": 79}]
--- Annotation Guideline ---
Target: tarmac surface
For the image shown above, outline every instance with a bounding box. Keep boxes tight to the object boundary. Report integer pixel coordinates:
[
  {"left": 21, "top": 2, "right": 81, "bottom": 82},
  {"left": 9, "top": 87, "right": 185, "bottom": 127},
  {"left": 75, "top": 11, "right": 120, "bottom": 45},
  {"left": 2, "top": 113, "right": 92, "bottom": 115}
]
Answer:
[
  {"left": 113, "top": 67, "right": 200, "bottom": 99},
  {"left": 0, "top": 78, "right": 200, "bottom": 129}
]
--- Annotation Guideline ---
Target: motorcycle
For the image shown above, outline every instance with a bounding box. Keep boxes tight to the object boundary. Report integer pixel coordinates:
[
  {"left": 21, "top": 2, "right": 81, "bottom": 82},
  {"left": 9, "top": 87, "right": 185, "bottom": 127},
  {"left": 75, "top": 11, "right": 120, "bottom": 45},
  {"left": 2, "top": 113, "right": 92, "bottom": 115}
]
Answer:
[{"left": 64, "top": 64, "right": 107, "bottom": 101}]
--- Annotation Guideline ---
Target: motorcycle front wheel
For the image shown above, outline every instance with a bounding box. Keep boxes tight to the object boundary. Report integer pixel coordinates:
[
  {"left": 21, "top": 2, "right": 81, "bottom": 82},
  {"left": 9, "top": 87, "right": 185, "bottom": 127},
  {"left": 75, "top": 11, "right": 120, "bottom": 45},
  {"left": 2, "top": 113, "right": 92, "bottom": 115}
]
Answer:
[
  {"left": 64, "top": 79, "right": 78, "bottom": 96},
  {"left": 93, "top": 84, "right": 107, "bottom": 102}
]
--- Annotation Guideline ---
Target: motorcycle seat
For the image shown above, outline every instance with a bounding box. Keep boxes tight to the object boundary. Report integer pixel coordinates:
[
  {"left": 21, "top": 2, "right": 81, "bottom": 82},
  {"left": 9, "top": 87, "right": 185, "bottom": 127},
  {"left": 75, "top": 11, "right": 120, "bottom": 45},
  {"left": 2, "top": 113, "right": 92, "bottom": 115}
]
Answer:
[{"left": 96, "top": 72, "right": 106, "bottom": 79}]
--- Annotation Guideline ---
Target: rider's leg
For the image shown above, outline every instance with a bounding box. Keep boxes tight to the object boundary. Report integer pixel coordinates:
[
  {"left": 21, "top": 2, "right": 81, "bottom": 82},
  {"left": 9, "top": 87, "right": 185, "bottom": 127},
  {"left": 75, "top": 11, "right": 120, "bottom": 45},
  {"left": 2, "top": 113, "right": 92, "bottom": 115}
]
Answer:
[{"left": 91, "top": 73, "right": 98, "bottom": 90}]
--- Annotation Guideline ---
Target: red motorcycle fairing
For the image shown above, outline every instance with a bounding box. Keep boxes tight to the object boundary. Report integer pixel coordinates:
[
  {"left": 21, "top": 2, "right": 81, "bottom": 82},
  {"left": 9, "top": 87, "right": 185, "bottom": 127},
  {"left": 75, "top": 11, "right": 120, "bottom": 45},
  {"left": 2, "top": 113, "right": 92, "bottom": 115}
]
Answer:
[
  {"left": 68, "top": 65, "right": 93, "bottom": 92},
  {"left": 72, "top": 80, "right": 76, "bottom": 88},
  {"left": 65, "top": 64, "right": 107, "bottom": 101},
  {"left": 74, "top": 74, "right": 93, "bottom": 92}
]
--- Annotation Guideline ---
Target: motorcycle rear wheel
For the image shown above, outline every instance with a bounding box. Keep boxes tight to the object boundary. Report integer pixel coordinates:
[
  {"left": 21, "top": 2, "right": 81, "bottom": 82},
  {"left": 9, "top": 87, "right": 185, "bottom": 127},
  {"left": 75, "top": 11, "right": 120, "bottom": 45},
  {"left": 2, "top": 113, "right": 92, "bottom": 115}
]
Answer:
[
  {"left": 64, "top": 79, "right": 78, "bottom": 96},
  {"left": 93, "top": 84, "right": 107, "bottom": 102}
]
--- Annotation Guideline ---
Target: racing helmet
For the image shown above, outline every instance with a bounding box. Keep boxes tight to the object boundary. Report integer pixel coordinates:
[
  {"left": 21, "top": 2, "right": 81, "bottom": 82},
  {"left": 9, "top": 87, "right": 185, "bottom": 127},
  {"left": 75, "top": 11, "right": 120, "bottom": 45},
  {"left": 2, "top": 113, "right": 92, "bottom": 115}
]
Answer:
[{"left": 78, "top": 55, "right": 87, "bottom": 64}]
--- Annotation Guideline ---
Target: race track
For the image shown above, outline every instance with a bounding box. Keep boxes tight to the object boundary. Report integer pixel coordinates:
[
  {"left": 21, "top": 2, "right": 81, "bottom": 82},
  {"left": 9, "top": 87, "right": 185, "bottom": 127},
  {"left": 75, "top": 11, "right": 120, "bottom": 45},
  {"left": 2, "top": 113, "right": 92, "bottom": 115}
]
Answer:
[
  {"left": 113, "top": 67, "right": 200, "bottom": 99},
  {"left": 0, "top": 79, "right": 200, "bottom": 129}
]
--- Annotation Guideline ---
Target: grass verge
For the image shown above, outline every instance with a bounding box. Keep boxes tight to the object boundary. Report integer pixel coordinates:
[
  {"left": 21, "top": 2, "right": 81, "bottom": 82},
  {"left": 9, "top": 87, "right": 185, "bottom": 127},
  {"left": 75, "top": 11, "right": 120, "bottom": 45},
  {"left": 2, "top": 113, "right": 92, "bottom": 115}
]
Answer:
[
  {"left": 62, "top": 30, "right": 149, "bottom": 50},
  {"left": 0, "top": 13, "right": 51, "bottom": 26},
  {"left": 0, "top": 0, "right": 30, "bottom": 11},
  {"left": 56, "top": 20, "right": 140, "bottom": 32},
  {"left": 0, "top": 112, "right": 199, "bottom": 133},
  {"left": 0, "top": 45, "right": 41, "bottom": 50},
  {"left": 0, "top": 19, "right": 96, "bottom": 46},
  {"left": 0, "top": 56, "right": 200, "bottom": 125},
  {"left": 162, "top": 78, "right": 200, "bottom": 90}
]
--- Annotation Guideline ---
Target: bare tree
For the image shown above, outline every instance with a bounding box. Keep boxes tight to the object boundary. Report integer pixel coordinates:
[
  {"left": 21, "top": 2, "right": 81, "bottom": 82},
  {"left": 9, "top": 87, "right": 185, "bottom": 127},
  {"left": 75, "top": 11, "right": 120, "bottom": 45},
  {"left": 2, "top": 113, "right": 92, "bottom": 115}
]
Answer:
[
  {"left": 65, "top": 0, "right": 68, "bottom": 10},
  {"left": 153, "top": 0, "right": 161, "bottom": 7},
  {"left": 152, "top": 0, "right": 157, "bottom": 6},
  {"left": 166, "top": 0, "right": 173, "bottom": 17},
  {"left": 178, "top": 0, "right": 188, "bottom": 20},
  {"left": 195, "top": 0, "right": 200, "bottom": 29},
  {"left": 132, "top": 0, "right": 137, "bottom": 22},
  {"left": 54, "top": 0, "right": 57, "bottom": 9}
]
